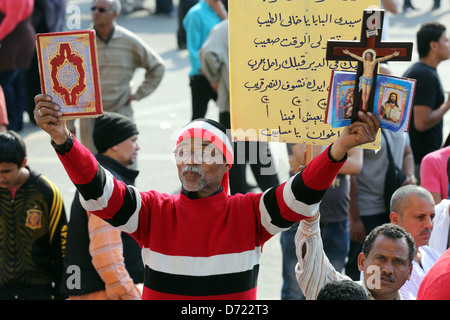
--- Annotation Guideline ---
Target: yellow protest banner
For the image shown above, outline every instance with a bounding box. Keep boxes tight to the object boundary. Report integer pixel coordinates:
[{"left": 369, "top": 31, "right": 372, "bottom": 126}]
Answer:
[{"left": 229, "top": 0, "right": 380, "bottom": 148}]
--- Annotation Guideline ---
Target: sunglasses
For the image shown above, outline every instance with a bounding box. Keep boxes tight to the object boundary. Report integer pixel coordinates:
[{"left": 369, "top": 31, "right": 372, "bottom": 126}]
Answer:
[{"left": 91, "top": 6, "right": 114, "bottom": 13}]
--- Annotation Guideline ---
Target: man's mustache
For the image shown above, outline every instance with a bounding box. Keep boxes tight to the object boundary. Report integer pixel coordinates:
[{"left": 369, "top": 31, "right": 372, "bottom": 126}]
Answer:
[
  {"left": 420, "top": 228, "right": 432, "bottom": 236},
  {"left": 380, "top": 273, "right": 395, "bottom": 283},
  {"left": 182, "top": 165, "right": 204, "bottom": 177}
]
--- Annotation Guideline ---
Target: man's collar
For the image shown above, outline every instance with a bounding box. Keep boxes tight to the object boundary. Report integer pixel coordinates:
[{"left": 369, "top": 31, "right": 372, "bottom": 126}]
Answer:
[
  {"left": 94, "top": 25, "right": 116, "bottom": 44},
  {"left": 357, "top": 280, "right": 402, "bottom": 300},
  {"left": 181, "top": 186, "right": 223, "bottom": 199}
]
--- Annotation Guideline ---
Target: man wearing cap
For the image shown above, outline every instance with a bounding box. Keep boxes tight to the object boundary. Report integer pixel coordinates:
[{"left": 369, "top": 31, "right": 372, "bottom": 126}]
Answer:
[
  {"left": 34, "top": 93, "right": 380, "bottom": 300},
  {"left": 61, "top": 112, "right": 144, "bottom": 300}
]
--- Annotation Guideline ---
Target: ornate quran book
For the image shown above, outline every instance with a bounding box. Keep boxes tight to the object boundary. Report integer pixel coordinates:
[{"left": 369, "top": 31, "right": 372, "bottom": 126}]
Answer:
[{"left": 36, "top": 30, "right": 103, "bottom": 119}]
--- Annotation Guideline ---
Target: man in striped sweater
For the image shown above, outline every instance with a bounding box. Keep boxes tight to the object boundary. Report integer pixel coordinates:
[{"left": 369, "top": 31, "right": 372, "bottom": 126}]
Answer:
[{"left": 34, "top": 93, "right": 379, "bottom": 299}]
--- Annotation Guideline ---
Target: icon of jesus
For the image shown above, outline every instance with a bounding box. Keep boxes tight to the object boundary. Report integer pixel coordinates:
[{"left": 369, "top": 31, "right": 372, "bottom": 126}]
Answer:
[{"left": 343, "top": 48, "right": 400, "bottom": 112}]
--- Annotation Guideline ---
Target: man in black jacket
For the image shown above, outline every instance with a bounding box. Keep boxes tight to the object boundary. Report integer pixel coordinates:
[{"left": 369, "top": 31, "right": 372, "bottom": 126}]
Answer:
[{"left": 61, "top": 112, "right": 144, "bottom": 300}]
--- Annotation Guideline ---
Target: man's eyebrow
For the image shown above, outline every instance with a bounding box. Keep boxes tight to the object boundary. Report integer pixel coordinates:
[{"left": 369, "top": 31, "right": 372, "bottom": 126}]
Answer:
[
  {"left": 177, "top": 141, "right": 195, "bottom": 147},
  {"left": 176, "top": 141, "right": 213, "bottom": 149}
]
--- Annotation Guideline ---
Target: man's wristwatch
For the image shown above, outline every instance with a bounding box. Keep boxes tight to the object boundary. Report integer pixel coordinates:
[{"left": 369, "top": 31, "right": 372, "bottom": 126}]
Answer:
[{"left": 51, "top": 133, "right": 74, "bottom": 155}]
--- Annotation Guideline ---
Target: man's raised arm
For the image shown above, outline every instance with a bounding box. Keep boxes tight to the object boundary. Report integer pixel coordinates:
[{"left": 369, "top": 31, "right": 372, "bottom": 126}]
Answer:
[
  {"left": 257, "top": 111, "right": 379, "bottom": 243},
  {"left": 34, "top": 94, "right": 71, "bottom": 145},
  {"left": 33, "top": 94, "right": 135, "bottom": 224},
  {"left": 329, "top": 111, "right": 379, "bottom": 161}
]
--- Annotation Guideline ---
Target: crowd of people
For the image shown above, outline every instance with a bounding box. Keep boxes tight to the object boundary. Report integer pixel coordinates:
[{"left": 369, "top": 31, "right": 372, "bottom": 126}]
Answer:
[{"left": 1, "top": 0, "right": 450, "bottom": 301}]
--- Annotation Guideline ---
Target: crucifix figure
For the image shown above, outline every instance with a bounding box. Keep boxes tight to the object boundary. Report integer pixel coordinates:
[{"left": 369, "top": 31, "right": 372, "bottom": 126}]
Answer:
[
  {"left": 326, "top": 9, "right": 413, "bottom": 122},
  {"left": 342, "top": 48, "right": 399, "bottom": 112}
]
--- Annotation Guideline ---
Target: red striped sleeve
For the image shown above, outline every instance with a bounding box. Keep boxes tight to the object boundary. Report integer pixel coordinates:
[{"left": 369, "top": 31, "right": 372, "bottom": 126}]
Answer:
[
  {"left": 275, "top": 182, "right": 309, "bottom": 222},
  {"left": 55, "top": 136, "right": 98, "bottom": 185},
  {"left": 88, "top": 178, "right": 128, "bottom": 220}
]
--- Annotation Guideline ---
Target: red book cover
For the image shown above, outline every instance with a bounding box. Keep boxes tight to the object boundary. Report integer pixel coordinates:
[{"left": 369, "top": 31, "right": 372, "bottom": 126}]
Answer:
[{"left": 36, "top": 30, "right": 103, "bottom": 119}]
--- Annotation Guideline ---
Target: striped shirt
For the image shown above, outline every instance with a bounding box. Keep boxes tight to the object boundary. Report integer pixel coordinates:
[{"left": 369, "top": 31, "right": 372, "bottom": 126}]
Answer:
[
  {"left": 96, "top": 24, "right": 165, "bottom": 113},
  {"left": 56, "top": 137, "right": 345, "bottom": 299},
  {"left": 69, "top": 213, "right": 141, "bottom": 300}
]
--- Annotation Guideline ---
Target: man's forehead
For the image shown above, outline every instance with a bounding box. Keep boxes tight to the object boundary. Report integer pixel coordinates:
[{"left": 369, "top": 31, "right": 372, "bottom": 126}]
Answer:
[
  {"left": 94, "top": 0, "right": 114, "bottom": 7},
  {"left": 0, "top": 162, "right": 20, "bottom": 171},
  {"left": 370, "top": 235, "right": 409, "bottom": 259},
  {"left": 178, "top": 138, "right": 213, "bottom": 147},
  {"left": 404, "top": 194, "right": 435, "bottom": 213}
]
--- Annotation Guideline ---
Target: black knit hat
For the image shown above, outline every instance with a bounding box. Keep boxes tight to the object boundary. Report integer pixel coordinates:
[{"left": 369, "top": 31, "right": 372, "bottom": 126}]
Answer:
[{"left": 93, "top": 112, "right": 139, "bottom": 154}]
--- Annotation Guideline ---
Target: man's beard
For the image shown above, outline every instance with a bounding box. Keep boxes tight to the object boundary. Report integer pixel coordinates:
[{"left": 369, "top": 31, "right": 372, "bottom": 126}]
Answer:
[
  {"left": 181, "top": 166, "right": 206, "bottom": 191},
  {"left": 127, "top": 152, "right": 138, "bottom": 166}
]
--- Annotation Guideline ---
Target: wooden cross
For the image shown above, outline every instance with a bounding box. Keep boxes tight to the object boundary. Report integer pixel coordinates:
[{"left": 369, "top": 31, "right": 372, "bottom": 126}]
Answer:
[{"left": 326, "top": 9, "right": 413, "bottom": 122}]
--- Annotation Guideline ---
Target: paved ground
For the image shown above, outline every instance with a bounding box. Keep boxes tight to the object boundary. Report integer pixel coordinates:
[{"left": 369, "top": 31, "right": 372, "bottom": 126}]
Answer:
[{"left": 19, "top": 0, "right": 450, "bottom": 299}]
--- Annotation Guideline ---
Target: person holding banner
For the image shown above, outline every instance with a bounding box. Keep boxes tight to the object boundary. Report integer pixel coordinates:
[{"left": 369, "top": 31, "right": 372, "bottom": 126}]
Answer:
[{"left": 33, "top": 93, "right": 380, "bottom": 299}]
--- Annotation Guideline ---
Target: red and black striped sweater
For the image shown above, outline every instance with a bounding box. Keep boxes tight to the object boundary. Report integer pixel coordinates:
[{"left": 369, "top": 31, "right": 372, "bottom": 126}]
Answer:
[{"left": 56, "top": 137, "right": 345, "bottom": 299}]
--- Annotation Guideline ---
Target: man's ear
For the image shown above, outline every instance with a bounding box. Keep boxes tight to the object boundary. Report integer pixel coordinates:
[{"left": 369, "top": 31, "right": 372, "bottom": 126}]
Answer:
[
  {"left": 429, "top": 40, "right": 439, "bottom": 53},
  {"left": 407, "top": 263, "right": 413, "bottom": 281},
  {"left": 224, "top": 163, "right": 231, "bottom": 173},
  {"left": 390, "top": 211, "right": 400, "bottom": 225},
  {"left": 20, "top": 158, "right": 28, "bottom": 168},
  {"left": 357, "top": 252, "right": 366, "bottom": 272}
]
